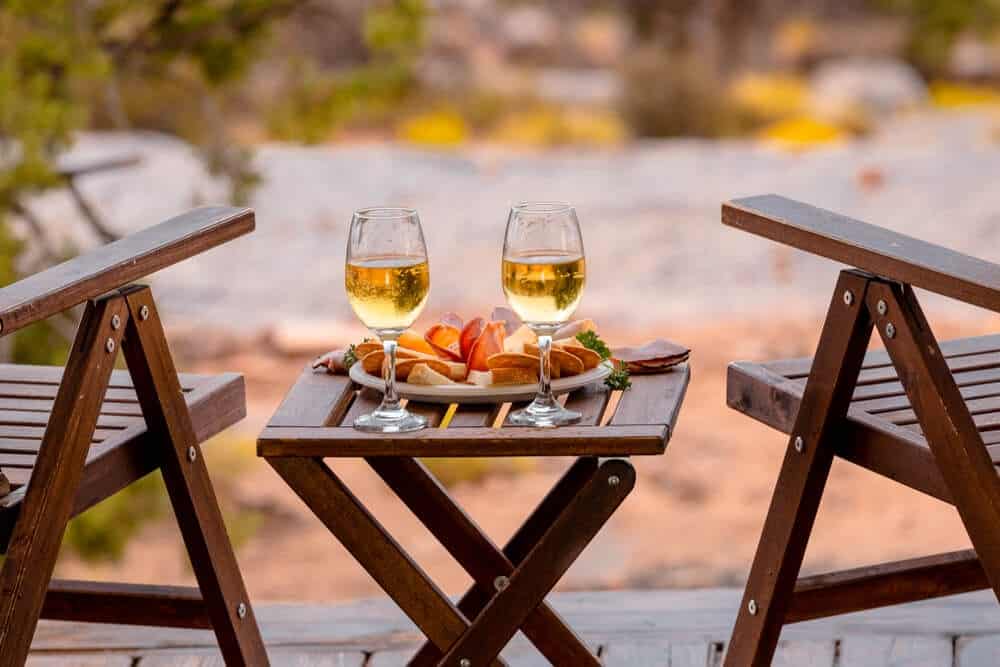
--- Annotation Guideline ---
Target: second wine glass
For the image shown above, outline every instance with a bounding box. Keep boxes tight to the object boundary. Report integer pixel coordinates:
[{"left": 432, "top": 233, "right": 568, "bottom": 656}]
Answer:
[
  {"left": 345, "top": 207, "right": 430, "bottom": 432},
  {"left": 502, "top": 201, "right": 586, "bottom": 426}
]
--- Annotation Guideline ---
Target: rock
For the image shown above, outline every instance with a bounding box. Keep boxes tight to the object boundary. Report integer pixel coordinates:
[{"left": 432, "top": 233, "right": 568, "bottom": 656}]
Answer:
[{"left": 810, "top": 58, "right": 928, "bottom": 120}]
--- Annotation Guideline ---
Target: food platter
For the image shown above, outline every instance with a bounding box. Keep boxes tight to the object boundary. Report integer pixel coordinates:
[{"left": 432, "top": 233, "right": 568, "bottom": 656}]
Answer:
[{"left": 349, "top": 360, "right": 611, "bottom": 404}]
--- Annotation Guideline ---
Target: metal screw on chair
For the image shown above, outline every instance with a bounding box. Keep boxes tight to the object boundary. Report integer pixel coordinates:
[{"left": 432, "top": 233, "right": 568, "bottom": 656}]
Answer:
[
  {"left": 139, "top": 305, "right": 150, "bottom": 321},
  {"left": 105, "top": 338, "right": 115, "bottom": 354},
  {"left": 877, "top": 300, "right": 888, "bottom": 316},
  {"left": 111, "top": 314, "right": 121, "bottom": 330},
  {"left": 237, "top": 602, "right": 247, "bottom": 619},
  {"left": 607, "top": 475, "right": 620, "bottom": 488},
  {"left": 885, "top": 322, "right": 896, "bottom": 339},
  {"left": 842, "top": 290, "right": 854, "bottom": 306},
  {"left": 494, "top": 575, "right": 509, "bottom": 592},
  {"left": 748, "top": 599, "right": 758, "bottom": 615},
  {"left": 187, "top": 446, "right": 197, "bottom": 463},
  {"left": 460, "top": 659, "right": 471, "bottom": 667},
  {"left": 793, "top": 436, "right": 804, "bottom": 453}
]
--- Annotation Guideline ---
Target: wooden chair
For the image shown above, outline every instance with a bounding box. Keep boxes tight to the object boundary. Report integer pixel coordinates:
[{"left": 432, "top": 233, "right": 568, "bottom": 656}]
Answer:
[
  {"left": 722, "top": 195, "right": 1000, "bottom": 666},
  {"left": 0, "top": 207, "right": 268, "bottom": 665}
]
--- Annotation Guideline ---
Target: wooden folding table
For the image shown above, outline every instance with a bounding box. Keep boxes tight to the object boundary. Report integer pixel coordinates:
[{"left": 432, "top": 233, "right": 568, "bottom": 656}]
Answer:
[{"left": 258, "top": 365, "right": 689, "bottom": 666}]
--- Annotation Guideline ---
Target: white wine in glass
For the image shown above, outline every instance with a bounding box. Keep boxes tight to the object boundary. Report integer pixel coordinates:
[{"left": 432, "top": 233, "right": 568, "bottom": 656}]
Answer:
[
  {"left": 502, "top": 202, "right": 586, "bottom": 426},
  {"left": 346, "top": 207, "right": 430, "bottom": 432}
]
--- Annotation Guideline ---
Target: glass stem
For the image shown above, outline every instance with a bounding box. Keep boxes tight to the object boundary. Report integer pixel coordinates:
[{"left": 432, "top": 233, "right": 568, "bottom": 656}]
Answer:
[
  {"left": 534, "top": 334, "right": 557, "bottom": 408},
  {"left": 380, "top": 338, "right": 402, "bottom": 413}
]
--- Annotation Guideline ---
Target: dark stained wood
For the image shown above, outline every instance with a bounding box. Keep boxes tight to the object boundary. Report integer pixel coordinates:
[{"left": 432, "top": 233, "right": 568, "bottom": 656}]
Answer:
[
  {"left": 439, "top": 459, "right": 635, "bottom": 666},
  {"left": 0, "top": 372, "right": 246, "bottom": 551},
  {"left": 447, "top": 403, "right": 503, "bottom": 427},
  {"left": 42, "top": 580, "right": 210, "bottom": 629},
  {"left": 788, "top": 550, "right": 988, "bottom": 623},
  {"left": 725, "top": 270, "right": 875, "bottom": 667},
  {"left": 0, "top": 207, "right": 253, "bottom": 336},
  {"left": 727, "top": 361, "right": 951, "bottom": 503},
  {"left": 723, "top": 195, "right": 1000, "bottom": 313},
  {"left": 261, "top": 343, "right": 691, "bottom": 665},
  {"left": 120, "top": 287, "right": 267, "bottom": 666},
  {"left": 609, "top": 364, "right": 689, "bottom": 430},
  {"left": 268, "top": 369, "right": 355, "bottom": 427},
  {"left": 266, "top": 456, "right": 505, "bottom": 667},
  {"left": 0, "top": 295, "right": 127, "bottom": 665},
  {"left": 258, "top": 424, "right": 668, "bottom": 458},
  {"left": 866, "top": 281, "right": 1000, "bottom": 603},
  {"left": 367, "top": 456, "right": 599, "bottom": 666},
  {"left": 564, "top": 385, "right": 611, "bottom": 426}
]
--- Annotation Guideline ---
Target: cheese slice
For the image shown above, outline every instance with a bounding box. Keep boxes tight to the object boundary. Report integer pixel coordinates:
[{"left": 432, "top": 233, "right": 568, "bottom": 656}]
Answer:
[
  {"left": 465, "top": 370, "right": 493, "bottom": 387},
  {"left": 503, "top": 325, "right": 537, "bottom": 354},
  {"left": 407, "top": 363, "right": 455, "bottom": 386}
]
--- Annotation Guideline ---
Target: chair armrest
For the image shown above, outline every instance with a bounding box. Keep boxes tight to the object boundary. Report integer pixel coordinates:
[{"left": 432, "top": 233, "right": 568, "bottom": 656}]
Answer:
[
  {"left": 723, "top": 194, "right": 1000, "bottom": 313},
  {"left": 0, "top": 206, "right": 253, "bottom": 335}
]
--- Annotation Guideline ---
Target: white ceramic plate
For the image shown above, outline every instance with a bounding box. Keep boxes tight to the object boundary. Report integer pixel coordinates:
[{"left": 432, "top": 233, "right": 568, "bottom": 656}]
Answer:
[{"left": 349, "top": 361, "right": 612, "bottom": 404}]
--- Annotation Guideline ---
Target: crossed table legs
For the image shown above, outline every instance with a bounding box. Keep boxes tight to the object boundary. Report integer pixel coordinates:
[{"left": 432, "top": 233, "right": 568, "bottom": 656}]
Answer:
[{"left": 268, "top": 455, "right": 634, "bottom": 666}]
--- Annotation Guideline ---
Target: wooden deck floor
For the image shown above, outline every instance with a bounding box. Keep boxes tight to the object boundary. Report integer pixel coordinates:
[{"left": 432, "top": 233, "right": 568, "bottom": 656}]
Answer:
[{"left": 27, "top": 588, "right": 1000, "bottom": 665}]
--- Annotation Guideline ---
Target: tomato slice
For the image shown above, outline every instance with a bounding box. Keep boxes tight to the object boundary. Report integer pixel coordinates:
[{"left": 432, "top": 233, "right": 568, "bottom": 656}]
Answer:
[
  {"left": 459, "top": 317, "right": 485, "bottom": 361},
  {"left": 424, "top": 323, "right": 462, "bottom": 361},
  {"left": 467, "top": 321, "right": 506, "bottom": 371}
]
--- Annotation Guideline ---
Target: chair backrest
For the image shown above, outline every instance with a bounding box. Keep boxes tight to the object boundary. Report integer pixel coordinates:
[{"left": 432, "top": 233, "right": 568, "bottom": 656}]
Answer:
[
  {"left": 723, "top": 194, "right": 1000, "bottom": 313},
  {"left": 0, "top": 206, "right": 254, "bottom": 335}
]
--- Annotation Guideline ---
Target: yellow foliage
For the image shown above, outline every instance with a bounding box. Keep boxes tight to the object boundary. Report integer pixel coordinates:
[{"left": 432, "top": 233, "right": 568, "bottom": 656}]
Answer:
[
  {"left": 421, "top": 457, "right": 534, "bottom": 488},
  {"left": 397, "top": 110, "right": 468, "bottom": 146},
  {"left": 759, "top": 116, "right": 846, "bottom": 149},
  {"left": 930, "top": 81, "right": 1000, "bottom": 108},
  {"left": 730, "top": 73, "right": 808, "bottom": 121},
  {"left": 491, "top": 108, "right": 627, "bottom": 147}
]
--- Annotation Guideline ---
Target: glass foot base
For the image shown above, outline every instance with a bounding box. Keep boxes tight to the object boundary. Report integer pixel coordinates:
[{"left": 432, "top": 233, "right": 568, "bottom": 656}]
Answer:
[
  {"left": 353, "top": 410, "right": 427, "bottom": 433},
  {"left": 508, "top": 401, "right": 581, "bottom": 427}
]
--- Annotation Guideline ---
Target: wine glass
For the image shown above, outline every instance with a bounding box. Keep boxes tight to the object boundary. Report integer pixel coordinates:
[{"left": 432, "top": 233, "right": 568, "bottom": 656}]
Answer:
[
  {"left": 502, "top": 202, "right": 586, "bottom": 426},
  {"left": 345, "top": 207, "right": 430, "bottom": 432}
]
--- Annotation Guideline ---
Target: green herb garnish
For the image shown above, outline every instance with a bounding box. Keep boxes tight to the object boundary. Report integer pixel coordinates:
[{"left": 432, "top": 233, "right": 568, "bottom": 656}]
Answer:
[
  {"left": 605, "top": 360, "right": 632, "bottom": 391},
  {"left": 576, "top": 330, "right": 611, "bottom": 360},
  {"left": 343, "top": 344, "right": 358, "bottom": 370}
]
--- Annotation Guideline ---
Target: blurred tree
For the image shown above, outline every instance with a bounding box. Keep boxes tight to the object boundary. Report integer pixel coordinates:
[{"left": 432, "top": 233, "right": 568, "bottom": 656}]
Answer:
[
  {"left": 879, "top": 0, "right": 1000, "bottom": 75},
  {"left": 267, "top": 0, "right": 427, "bottom": 143},
  {"left": 0, "top": 0, "right": 304, "bottom": 364}
]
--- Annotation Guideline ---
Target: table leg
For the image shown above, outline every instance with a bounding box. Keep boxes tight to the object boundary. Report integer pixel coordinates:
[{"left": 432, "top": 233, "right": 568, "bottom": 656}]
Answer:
[
  {"left": 267, "top": 456, "right": 506, "bottom": 667},
  {"left": 438, "top": 458, "right": 635, "bottom": 667},
  {"left": 369, "top": 456, "right": 598, "bottom": 666}
]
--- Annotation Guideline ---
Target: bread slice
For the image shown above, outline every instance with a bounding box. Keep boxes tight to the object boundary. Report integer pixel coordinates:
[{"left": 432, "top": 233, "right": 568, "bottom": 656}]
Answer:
[
  {"left": 407, "top": 363, "right": 455, "bottom": 385},
  {"left": 522, "top": 343, "right": 585, "bottom": 377},
  {"left": 491, "top": 367, "right": 538, "bottom": 386},
  {"left": 486, "top": 352, "right": 538, "bottom": 370},
  {"left": 558, "top": 342, "right": 602, "bottom": 370}
]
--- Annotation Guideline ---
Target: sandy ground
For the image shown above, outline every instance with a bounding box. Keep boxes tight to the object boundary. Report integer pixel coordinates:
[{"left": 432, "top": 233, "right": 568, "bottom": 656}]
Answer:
[
  {"left": 35, "top": 117, "right": 1000, "bottom": 601},
  {"left": 54, "top": 313, "right": 996, "bottom": 602}
]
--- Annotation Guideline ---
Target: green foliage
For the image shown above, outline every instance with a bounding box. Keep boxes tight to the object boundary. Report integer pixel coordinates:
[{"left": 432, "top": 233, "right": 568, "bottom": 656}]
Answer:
[
  {"left": 576, "top": 331, "right": 611, "bottom": 361},
  {"left": 267, "top": 1, "right": 426, "bottom": 143},
  {"left": 64, "top": 472, "right": 169, "bottom": 562},
  {"left": 880, "top": 0, "right": 1000, "bottom": 75},
  {"left": 605, "top": 361, "right": 632, "bottom": 391}
]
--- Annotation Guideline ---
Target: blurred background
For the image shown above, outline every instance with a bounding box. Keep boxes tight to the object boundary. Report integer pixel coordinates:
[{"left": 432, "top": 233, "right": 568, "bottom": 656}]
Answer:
[{"left": 4, "top": 0, "right": 1000, "bottom": 602}]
